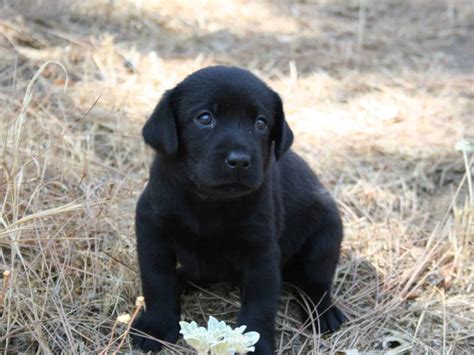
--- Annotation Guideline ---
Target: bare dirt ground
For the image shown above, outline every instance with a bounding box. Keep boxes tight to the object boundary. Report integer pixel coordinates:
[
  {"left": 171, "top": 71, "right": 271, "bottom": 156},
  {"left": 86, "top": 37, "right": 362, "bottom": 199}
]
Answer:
[{"left": 0, "top": 0, "right": 473, "bottom": 353}]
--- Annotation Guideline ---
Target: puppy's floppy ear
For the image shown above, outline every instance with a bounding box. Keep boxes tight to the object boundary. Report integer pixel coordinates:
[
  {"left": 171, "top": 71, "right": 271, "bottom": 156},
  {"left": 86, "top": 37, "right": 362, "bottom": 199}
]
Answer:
[
  {"left": 272, "top": 91, "right": 294, "bottom": 160},
  {"left": 142, "top": 90, "right": 178, "bottom": 155}
]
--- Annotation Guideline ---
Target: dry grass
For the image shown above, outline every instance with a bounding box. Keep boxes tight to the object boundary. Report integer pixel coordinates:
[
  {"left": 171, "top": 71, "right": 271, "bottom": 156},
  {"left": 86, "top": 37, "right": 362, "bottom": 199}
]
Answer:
[{"left": 1, "top": 0, "right": 473, "bottom": 353}]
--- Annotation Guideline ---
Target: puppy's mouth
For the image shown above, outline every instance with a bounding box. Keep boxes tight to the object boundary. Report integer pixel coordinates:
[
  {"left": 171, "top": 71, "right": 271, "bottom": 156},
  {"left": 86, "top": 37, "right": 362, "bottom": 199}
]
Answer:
[
  {"left": 213, "top": 183, "right": 252, "bottom": 192},
  {"left": 197, "top": 182, "right": 256, "bottom": 199}
]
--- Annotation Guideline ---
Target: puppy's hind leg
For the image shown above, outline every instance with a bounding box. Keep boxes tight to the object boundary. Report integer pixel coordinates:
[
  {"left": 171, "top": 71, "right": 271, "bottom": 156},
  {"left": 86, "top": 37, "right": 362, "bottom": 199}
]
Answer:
[{"left": 284, "top": 208, "right": 346, "bottom": 333}]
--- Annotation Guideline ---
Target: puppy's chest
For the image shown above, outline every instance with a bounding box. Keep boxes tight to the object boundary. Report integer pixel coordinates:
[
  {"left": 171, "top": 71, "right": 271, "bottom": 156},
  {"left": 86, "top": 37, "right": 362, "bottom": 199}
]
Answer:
[
  {"left": 182, "top": 206, "right": 251, "bottom": 235},
  {"left": 175, "top": 234, "right": 242, "bottom": 282},
  {"left": 164, "top": 206, "right": 261, "bottom": 282}
]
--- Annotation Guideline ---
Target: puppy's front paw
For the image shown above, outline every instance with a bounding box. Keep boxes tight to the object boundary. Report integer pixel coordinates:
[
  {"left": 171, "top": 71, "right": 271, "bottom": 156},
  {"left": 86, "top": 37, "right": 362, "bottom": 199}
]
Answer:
[
  {"left": 317, "top": 305, "right": 347, "bottom": 333},
  {"left": 252, "top": 338, "right": 274, "bottom": 355},
  {"left": 131, "top": 311, "right": 180, "bottom": 352}
]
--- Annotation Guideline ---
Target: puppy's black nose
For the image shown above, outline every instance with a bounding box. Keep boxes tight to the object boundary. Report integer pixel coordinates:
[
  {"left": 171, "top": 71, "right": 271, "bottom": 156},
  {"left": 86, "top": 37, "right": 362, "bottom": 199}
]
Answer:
[{"left": 225, "top": 151, "right": 251, "bottom": 170}]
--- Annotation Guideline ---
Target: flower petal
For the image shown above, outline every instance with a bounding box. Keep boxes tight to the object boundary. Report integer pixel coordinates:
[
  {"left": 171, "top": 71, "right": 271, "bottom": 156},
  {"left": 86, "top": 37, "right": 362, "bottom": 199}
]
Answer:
[
  {"left": 208, "top": 316, "right": 219, "bottom": 331},
  {"left": 184, "top": 336, "right": 210, "bottom": 353},
  {"left": 243, "top": 331, "right": 260, "bottom": 346},
  {"left": 210, "top": 340, "right": 233, "bottom": 355},
  {"left": 234, "top": 325, "right": 247, "bottom": 334}
]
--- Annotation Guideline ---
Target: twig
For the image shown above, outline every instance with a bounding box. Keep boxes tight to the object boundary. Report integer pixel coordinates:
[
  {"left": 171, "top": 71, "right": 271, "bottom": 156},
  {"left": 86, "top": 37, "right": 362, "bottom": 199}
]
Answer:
[
  {"left": 111, "top": 296, "right": 145, "bottom": 355},
  {"left": 0, "top": 271, "right": 11, "bottom": 305},
  {"left": 99, "top": 318, "right": 120, "bottom": 355}
]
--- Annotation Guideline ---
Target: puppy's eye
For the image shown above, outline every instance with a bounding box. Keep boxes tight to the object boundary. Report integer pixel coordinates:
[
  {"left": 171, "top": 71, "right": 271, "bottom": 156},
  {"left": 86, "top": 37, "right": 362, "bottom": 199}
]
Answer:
[
  {"left": 255, "top": 116, "right": 268, "bottom": 131},
  {"left": 195, "top": 112, "right": 215, "bottom": 127}
]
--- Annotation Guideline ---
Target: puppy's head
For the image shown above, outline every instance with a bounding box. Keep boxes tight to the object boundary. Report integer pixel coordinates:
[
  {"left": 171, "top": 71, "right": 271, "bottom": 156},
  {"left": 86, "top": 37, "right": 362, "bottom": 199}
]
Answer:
[{"left": 143, "top": 66, "right": 293, "bottom": 199}]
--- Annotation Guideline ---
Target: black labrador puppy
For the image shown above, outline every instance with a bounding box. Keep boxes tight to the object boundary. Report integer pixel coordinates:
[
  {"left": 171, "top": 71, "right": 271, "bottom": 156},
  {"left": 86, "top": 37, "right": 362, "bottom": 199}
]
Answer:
[{"left": 132, "top": 66, "right": 346, "bottom": 354}]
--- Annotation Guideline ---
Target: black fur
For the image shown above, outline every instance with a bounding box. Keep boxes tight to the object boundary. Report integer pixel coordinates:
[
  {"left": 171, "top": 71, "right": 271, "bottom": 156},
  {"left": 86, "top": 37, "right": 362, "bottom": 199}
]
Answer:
[{"left": 132, "top": 66, "right": 346, "bottom": 354}]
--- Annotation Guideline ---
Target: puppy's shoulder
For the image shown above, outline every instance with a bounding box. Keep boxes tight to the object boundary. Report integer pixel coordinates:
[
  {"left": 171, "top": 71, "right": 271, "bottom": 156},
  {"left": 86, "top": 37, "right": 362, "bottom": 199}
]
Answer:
[
  {"left": 276, "top": 150, "right": 337, "bottom": 211},
  {"left": 277, "top": 150, "right": 321, "bottom": 188},
  {"left": 138, "top": 158, "right": 186, "bottom": 219}
]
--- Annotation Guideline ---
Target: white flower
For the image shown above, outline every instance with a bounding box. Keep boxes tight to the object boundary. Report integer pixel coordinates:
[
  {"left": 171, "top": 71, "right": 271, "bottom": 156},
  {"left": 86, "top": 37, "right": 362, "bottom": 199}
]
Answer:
[
  {"left": 179, "top": 321, "right": 212, "bottom": 354},
  {"left": 179, "top": 320, "right": 200, "bottom": 337},
  {"left": 226, "top": 329, "right": 260, "bottom": 353},
  {"left": 207, "top": 316, "right": 231, "bottom": 341},
  {"left": 184, "top": 336, "right": 211, "bottom": 355},
  {"left": 179, "top": 316, "right": 260, "bottom": 354},
  {"left": 210, "top": 340, "right": 234, "bottom": 355}
]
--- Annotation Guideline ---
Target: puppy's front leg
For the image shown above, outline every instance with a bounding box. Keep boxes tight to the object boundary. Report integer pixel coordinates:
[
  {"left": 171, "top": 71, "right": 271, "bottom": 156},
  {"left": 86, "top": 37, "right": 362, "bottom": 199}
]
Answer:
[
  {"left": 238, "top": 245, "right": 281, "bottom": 355},
  {"left": 131, "top": 197, "right": 180, "bottom": 352}
]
